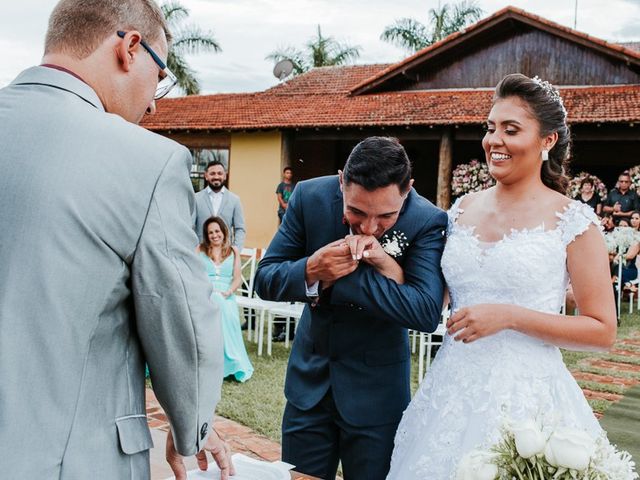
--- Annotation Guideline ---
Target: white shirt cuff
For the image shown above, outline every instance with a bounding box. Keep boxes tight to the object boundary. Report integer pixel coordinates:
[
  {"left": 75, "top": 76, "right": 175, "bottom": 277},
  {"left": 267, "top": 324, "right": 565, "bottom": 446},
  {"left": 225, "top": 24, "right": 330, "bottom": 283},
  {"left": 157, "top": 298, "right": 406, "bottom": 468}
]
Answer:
[{"left": 305, "top": 281, "right": 320, "bottom": 297}]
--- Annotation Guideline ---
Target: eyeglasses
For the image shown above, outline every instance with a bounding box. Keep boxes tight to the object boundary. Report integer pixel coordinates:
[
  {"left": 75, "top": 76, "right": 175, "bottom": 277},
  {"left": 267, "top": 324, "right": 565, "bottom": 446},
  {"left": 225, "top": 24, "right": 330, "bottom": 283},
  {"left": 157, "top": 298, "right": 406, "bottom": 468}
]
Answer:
[{"left": 117, "top": 31, "right": 177, "bottom": 100}]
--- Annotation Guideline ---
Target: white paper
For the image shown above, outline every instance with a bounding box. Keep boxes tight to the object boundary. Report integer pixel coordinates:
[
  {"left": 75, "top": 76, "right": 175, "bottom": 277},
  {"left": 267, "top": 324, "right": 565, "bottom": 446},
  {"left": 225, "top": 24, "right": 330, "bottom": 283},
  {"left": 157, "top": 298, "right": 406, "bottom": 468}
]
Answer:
[{"left": 164, "top": 453, "right": 293, "bottom": 480}]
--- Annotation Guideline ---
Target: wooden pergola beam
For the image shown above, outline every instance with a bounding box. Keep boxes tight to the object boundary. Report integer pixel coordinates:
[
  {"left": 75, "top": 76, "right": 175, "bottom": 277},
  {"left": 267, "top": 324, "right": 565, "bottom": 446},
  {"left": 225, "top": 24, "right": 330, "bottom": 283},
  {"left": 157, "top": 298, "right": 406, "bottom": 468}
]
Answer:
[{"left": 437, "top": 127, "right": 454, "bottom": 209}]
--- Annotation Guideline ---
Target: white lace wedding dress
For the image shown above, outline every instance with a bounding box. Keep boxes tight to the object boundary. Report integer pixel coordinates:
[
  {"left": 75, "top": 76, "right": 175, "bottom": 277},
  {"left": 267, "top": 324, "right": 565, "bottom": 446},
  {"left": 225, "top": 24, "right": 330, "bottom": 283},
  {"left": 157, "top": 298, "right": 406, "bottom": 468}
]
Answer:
[{"left": 387, "top": 198, "right": 604, "bottom": 480}]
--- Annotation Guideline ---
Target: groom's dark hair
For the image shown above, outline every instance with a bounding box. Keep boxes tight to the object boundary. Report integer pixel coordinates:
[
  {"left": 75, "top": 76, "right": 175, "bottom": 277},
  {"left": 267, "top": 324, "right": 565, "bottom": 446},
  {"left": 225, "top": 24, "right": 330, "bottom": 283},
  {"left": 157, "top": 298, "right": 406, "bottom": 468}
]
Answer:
[{"left": 343, "top": 137, "right": 412, "bottom": 192}]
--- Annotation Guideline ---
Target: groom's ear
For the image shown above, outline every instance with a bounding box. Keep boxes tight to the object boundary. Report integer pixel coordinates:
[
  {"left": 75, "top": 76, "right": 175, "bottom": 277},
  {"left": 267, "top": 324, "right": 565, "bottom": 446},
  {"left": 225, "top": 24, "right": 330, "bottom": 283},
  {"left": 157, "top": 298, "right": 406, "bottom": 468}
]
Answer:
[{"left": 400, "top": 179, "right": 414, "bottom": 198}]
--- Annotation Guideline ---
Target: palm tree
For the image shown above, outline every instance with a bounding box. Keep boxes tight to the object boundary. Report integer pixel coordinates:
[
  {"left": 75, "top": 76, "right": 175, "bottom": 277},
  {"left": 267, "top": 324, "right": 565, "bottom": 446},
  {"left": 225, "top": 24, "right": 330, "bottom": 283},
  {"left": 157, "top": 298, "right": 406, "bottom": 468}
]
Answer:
[
  {"left": 266, "top": 25, "right": 362, "bottom": 76},
  {"left": 381, "top": 1, "right": 483, "bottom": 53},
  {"left": 161, "top": 0, "right": 221, "bottom": 95}
]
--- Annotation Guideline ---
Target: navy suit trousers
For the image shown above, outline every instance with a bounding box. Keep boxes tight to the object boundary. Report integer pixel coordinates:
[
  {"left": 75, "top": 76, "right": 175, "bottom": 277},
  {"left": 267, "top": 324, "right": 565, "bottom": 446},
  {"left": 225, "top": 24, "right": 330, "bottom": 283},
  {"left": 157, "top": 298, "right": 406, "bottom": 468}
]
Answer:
[{"left": 282, "top": 389, "right": 398, "bottom": 480}]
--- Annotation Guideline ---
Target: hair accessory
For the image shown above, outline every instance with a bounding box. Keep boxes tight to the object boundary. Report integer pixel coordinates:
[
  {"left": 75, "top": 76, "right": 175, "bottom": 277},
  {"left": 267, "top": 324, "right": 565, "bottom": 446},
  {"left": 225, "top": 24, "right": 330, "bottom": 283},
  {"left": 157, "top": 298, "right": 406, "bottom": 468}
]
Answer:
[
  {"left": 532, "top": 76, "right": 567, "bottom": 116},
  {"left": 541, "top": 149, "right": 549, "bottom": 161}
]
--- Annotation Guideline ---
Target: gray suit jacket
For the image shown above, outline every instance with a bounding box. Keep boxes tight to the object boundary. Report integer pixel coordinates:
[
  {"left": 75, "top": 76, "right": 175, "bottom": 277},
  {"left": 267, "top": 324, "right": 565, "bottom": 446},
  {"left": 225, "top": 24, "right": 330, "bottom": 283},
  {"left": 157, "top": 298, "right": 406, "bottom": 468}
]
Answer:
[
  {"left": 0, "top": 67, "right": 223, "bottom": 479},
  {"left": 194, "top": 187, "right": 246, "bottom": 249}
]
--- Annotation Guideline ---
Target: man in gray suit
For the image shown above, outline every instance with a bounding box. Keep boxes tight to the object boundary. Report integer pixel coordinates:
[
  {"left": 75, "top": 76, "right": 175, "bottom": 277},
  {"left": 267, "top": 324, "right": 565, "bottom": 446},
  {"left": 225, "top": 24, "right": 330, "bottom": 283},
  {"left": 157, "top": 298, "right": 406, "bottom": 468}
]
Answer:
[
  {"left": 0, "top": 1, "right": 232, "bottom": 479},
  {"left": 194, "top": 160, "right": 247, "bottom": 249}
]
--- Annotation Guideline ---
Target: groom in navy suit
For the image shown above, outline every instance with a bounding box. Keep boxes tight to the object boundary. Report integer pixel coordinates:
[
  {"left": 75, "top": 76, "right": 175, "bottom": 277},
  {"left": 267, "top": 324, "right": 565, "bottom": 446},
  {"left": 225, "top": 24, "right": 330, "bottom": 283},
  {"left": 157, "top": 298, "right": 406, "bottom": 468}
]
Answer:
[{"left": 254, "top": 137, "right": 447, "bottom": 479}]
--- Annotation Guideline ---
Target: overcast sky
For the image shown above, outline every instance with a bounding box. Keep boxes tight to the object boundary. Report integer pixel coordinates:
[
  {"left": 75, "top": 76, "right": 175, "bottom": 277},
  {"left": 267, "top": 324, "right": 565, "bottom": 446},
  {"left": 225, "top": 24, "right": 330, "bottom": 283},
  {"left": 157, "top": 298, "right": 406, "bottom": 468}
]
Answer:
[{"left": 1, "top": 0, "right": 639, "bottom": 94}]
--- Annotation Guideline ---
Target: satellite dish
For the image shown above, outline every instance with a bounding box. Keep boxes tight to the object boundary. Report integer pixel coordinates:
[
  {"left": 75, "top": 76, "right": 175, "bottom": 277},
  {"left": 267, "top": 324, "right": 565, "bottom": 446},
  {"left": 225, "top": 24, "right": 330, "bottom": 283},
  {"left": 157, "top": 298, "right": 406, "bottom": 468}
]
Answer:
[{"left": 273, "top": 59, "right": 294, "bottom": 80}]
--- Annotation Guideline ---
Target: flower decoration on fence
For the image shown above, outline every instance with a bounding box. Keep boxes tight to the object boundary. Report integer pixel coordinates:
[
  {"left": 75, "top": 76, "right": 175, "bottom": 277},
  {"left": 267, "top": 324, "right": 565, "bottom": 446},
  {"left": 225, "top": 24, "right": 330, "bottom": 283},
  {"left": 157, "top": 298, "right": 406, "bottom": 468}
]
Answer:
[
  {"left": 566, "top": 172, "right": 607, "bottom": 202},
  {"left": 627, "top": 165, "right": 640, "bottom": 191},
  {"left": 604, "top": 226, "right": 640, "bottom": 255},
  {"left": 456, "top": 418, "right": 638, "bottom": 480},
  {"left": 451, "top": 159, "right": 495, "bottom": 197}
]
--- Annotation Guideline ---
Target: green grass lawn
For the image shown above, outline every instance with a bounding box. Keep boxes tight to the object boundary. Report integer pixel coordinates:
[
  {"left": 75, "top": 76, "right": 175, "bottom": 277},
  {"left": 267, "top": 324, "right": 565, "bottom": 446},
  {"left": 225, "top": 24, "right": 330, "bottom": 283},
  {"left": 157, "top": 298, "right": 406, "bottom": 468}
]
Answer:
[
  {"left": 217, "top": 306, "right": 640, "bottom": 442},
  {"left": 216, "top": 335, "right": 288, "bottom": 441}
]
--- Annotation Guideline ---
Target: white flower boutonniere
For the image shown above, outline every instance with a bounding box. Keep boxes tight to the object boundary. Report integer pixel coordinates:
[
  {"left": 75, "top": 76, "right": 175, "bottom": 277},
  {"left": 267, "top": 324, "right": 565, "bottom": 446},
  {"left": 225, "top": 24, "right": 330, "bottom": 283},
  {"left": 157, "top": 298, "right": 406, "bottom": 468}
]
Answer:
[{"left": 380, "top": 230, "right": 409, "bottom": 258}]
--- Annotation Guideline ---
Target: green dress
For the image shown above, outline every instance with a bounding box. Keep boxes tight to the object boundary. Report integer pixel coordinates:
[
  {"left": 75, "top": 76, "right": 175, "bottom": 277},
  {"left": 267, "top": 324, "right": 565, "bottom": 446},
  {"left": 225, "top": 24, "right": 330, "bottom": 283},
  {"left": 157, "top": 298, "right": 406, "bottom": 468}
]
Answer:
[{"left": 200, "top": 252, "right": 254, "bottom": 382}]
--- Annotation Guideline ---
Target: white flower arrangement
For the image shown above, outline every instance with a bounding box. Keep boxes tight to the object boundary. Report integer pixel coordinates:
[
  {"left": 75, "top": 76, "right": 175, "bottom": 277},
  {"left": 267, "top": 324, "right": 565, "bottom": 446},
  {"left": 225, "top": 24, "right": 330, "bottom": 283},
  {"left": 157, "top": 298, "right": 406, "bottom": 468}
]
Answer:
[
  {"left": 627, "top": 165, "right": 640, "bottom": 191},
  {"left": 456, "top": 419, "right": 638, "bottom": 480},
  {"left": 380, "top": 230, "right": 408, "bottom": 258},
  {"left": 604, "top": 226, "right": 640, "bottom": 255},
  {"left": 451, "top": 159, "right": 496, "bottom": 197},
  {"left": 567, "top": 172, "right": 608, "bottom": 202}
]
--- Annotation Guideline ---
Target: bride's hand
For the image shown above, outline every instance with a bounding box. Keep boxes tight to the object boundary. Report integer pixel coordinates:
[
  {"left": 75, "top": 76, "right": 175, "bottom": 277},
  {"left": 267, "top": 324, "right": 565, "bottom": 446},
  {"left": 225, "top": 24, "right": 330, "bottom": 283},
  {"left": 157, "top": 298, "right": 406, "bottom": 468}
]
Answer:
[{"left": 446, "top": 304, "right": 513, "bottom": 343}]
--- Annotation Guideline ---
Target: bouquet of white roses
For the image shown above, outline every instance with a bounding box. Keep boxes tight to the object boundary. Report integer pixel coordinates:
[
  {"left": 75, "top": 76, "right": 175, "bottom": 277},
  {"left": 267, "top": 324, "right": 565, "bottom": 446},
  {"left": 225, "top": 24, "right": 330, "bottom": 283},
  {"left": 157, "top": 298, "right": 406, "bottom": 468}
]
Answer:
[
  {"left": 604, "top": 226, "right": 640, "bottom": 255},
  {"left": 451, "top": 159, "right": 496, "bottom": 196},
  {"left": 566, "top": 172, "right": 607, "bottom": 202},
  {"left": 456, "top": 419, "right": 638, "bottom": 480}
]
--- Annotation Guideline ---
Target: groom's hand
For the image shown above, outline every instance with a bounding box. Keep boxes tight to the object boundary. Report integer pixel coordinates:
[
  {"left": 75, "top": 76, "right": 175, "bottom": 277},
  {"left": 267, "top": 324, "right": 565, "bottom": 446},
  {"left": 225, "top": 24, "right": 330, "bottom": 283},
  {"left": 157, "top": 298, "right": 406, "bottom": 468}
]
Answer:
[{"left": 306, "top": 238, "right": 358, "bottom": 286}]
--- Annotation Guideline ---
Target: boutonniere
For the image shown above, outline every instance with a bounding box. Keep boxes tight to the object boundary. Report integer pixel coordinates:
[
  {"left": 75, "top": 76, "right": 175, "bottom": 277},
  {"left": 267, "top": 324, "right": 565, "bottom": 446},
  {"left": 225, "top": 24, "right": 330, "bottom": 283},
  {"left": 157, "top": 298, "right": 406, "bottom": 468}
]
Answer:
[{"left": 380, "top": 230, "right": 409, "bottom": 258}]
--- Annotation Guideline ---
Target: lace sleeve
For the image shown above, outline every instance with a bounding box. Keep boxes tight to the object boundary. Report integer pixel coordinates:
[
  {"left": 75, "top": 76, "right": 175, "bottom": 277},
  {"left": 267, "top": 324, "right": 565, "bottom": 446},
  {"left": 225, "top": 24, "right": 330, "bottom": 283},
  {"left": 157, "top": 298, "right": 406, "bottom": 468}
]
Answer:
[
  {"left": 557, "top": 201, "right": 602, "bottom": 246},
  {"left": 447, "top": 196, "right": 465, "bottom": 236}
]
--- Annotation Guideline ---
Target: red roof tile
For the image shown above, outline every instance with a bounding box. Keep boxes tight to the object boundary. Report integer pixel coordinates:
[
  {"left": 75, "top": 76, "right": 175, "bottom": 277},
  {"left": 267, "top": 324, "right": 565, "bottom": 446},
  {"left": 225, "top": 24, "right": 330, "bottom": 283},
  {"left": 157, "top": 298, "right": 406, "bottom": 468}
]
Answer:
[
  {"left": 142, "top": 64, "right": 640, "bottom": 131},
  {"left": 141, "top": 6, "right": 640, "bottom": 132}
]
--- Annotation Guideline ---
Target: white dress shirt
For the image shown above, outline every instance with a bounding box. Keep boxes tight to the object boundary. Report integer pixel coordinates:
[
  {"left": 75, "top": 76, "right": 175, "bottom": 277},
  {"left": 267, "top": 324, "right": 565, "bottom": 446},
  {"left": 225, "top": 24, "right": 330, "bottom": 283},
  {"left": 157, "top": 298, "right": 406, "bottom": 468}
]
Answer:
[{"left": 207, "top": 186, "right": 225, "bottom": 216}]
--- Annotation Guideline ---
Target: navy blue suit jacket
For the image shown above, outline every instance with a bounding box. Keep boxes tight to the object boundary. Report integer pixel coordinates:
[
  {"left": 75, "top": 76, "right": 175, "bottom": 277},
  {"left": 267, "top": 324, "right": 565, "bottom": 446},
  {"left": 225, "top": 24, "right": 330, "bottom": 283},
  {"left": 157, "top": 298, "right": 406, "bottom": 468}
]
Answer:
[{"left": 254, "top": 176, "right": 447, "bottom": 427}]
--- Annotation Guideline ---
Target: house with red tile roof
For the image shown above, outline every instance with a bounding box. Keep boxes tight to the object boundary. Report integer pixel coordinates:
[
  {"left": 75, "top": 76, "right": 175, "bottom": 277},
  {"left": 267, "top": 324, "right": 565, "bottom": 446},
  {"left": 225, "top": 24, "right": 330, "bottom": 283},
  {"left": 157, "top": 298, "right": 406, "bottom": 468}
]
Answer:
[{"left": 142, "top": 6, "right": 640, "bottom": 248}]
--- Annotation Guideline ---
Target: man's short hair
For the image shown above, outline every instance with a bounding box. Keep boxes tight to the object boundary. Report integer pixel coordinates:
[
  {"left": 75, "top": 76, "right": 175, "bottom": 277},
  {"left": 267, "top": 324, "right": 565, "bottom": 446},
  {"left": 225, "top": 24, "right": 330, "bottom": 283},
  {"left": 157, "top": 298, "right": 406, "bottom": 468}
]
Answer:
[
  {"left": 283, "top": 166, "right": 292, "bottom": 173},
  {"left": 45, "top": 0, "right": 170, "bottom": 59},
  {"left": 343, "top": 137, "right": 412, "bottom": 192},
  {"left": 206, "top": 160, "right": 226, "bottom": 172}
]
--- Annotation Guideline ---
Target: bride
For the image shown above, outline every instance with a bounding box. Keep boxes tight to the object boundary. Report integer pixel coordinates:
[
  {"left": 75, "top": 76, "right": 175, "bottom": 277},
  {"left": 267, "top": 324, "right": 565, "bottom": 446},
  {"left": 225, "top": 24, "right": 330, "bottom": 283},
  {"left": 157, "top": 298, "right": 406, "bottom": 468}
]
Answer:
[{"left": 387, "top": 74, "right": 618, "bottom": 479}]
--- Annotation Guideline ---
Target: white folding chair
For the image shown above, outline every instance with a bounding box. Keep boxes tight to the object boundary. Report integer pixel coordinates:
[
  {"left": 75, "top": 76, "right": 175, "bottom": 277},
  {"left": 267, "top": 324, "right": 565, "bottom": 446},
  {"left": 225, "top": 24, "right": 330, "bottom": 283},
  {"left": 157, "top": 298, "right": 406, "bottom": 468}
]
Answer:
[
  {"left": 627, "top": 279, "right": 639, "bottom": 314},
  {"left": 417, "top": 307, "right": 450, "bottom": 379},
  {"left": 236, "top": 247, "right": 275, "bottom": 342},
  {"left": 262, "top": 303, "right": 305, "bottom": 356}
]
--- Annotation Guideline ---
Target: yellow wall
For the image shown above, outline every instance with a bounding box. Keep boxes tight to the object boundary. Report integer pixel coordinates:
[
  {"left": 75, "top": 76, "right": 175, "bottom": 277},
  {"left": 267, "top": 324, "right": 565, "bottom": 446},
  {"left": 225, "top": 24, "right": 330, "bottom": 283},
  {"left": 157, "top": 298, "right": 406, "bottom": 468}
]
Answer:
[{"left": 228, "top": 131, "right": 283, "bottom": 248}]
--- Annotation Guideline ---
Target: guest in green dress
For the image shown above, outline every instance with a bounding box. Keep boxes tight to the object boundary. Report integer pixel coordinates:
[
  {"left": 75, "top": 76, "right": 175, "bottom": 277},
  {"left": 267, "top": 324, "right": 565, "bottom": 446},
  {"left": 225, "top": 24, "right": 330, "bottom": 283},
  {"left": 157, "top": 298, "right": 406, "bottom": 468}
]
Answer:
[{"left": 198, "top": 217, "right": 254, "bottom": 382}]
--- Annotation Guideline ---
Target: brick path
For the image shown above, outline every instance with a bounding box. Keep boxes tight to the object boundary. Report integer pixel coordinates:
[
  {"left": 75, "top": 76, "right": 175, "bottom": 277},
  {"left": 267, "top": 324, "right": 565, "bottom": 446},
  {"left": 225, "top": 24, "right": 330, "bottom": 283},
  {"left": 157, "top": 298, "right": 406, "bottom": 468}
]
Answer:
[
  {"left": 569, "top": 332, "right": 640, "bottom": 418},
  {"left": 147, "top": 333, "right": 640, "bottom": 477},
  {"left": 146, "top": 388, "right": 281, "bottom": 462}
]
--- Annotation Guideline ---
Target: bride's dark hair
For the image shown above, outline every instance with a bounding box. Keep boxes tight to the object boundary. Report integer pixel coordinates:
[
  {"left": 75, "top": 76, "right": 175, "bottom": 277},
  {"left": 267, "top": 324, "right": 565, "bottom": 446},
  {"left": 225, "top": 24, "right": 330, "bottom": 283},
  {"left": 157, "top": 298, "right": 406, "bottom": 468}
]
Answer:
[{"left": 493, "top": 73, "right": 571, "bottom": 195}]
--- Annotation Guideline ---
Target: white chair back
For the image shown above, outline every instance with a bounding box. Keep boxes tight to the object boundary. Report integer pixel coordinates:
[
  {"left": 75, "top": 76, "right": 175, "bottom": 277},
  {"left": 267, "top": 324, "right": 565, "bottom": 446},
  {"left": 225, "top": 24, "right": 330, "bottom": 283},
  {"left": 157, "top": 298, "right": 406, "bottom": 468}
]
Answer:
[{"left": 238, "top": 247, "right": 258, "bottom": 297}]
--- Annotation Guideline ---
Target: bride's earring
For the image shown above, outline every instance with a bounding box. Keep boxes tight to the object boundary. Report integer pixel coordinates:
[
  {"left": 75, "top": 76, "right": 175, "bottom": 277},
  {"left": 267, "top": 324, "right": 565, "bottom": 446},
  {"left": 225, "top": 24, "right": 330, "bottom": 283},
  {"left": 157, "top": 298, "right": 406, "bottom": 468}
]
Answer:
[{"left": 541, "top": 149, "right": 549, "bottom": 161}]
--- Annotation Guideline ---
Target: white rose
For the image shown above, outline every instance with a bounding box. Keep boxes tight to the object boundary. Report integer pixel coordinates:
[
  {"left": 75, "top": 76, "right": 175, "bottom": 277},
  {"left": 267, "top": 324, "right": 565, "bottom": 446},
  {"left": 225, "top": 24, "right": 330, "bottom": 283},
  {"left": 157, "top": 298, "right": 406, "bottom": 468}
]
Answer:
[
  {"left": 511, "top": 419, "right": 546, "bottom": 459},
  {"left": 544, "top": 427, "right": 595, "bottom": 471},
  {"left": 456, "top": 450, "right": 498, "bottom": 480}
]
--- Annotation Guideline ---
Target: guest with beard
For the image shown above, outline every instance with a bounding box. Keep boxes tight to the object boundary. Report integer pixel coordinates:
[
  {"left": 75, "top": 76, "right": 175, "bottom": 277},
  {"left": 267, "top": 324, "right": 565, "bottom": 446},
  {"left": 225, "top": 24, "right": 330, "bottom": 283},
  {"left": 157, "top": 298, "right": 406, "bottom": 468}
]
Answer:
[{"left": 194, "top": 161, "right": 246, "bottom": 249}]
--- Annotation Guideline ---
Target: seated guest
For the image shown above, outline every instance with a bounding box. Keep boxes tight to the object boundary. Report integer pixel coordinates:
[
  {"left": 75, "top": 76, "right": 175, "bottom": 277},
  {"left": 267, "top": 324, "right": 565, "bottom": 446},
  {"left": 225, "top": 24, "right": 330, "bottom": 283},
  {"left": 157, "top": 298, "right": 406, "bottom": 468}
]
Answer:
[
  {"left": 198, "top": 217, "right": 254, "bottom": 382},
  {"left": 631, "top": 211, "right": 640, "bottom": 231},
  {"left": 601, "top": 213, "right": 615, "bottom": 233},
  {"left": 618, "top": 218, "right": 631, "bottom": 227},
  {"left": 575, "top": 177, "right": 602, "bottom": 215},
  {"left": 612, "top": 241, "right": 640, "bottom": 287}
]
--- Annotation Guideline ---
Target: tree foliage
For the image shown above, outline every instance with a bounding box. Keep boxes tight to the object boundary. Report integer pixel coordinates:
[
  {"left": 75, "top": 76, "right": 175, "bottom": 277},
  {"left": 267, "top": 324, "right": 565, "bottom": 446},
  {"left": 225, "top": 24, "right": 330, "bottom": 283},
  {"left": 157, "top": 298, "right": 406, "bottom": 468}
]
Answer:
[
  {"left": 267, "top": 25, "right": 361, "bottom": 76},
  {"left": 381, "top": 1, "right": 483, "bottom": 53},
  {"left": 161, "top": 1, "right": 221, "bottom": 95}
]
